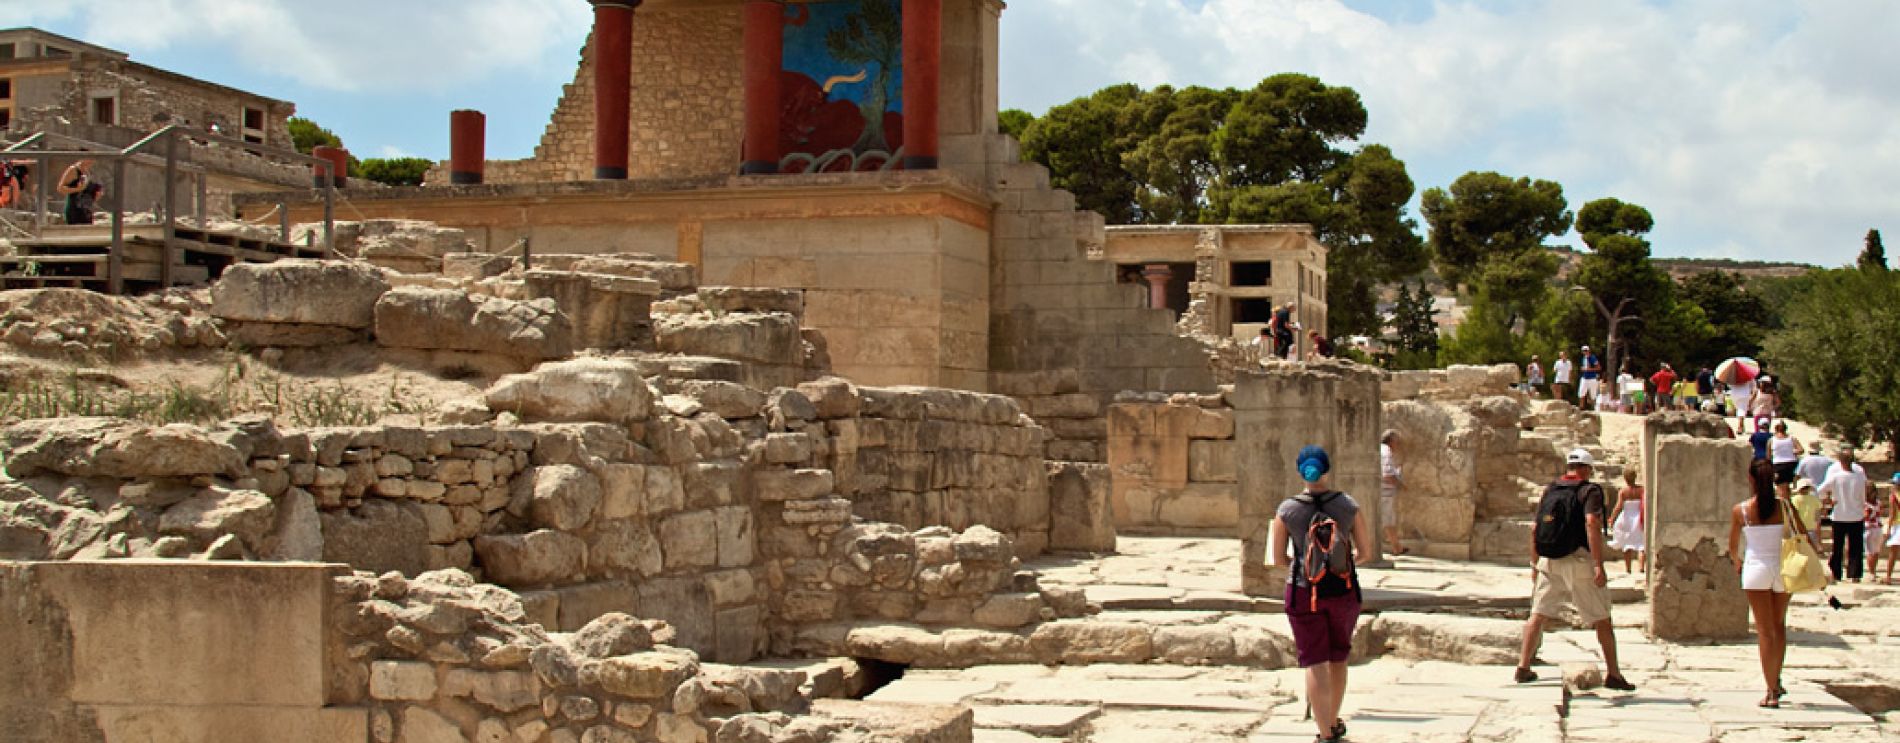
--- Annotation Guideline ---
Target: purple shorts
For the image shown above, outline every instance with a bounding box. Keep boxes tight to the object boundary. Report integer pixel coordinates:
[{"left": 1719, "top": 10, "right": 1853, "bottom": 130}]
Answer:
[{"left": 1285, "top": 584, "right": 1362, "bottom": 667}]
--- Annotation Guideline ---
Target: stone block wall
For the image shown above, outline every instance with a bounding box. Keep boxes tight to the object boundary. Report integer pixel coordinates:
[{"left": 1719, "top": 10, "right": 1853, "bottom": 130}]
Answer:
[
  {"left": 1382, "top": 396, "right": 1540, "bottom": 561},
  {"left": 1233, "top": 362, "right": 1384, "bottom": 596},
  {"left": 1644, "top": 413, "right": 1751, "bottom": 641},
  {"left": 1383, "top": 364, "right": 1523, "bottom": 402},
  {"left": 836, "top": 386, "right": 1051, "bottom": 556},
  {"left": 1105, "top": 395, "right": 1238, "bottom": 534},
  {"left": 469, "top": 6, "right": 748, "bottom": 185}
]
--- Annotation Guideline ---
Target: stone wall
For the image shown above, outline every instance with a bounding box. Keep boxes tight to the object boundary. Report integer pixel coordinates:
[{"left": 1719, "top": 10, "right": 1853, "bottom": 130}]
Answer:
[
  {"left": 0, "top": 560, "right": 976, "bottom": 743},
  {"left": 1233, "top": 362, "right": 1384, "bottom": 596},
  {"left": 1644, "top": 414, "right": 1750, "bottom": 641},
  {"left": 1383, "top": 364, "right": 1523, "bottom": 402},
  {"left": 1105, "top": 394, "right": 1238, "bottom": 534},
  {"left": 1383, "top": 396, "right": 1541, "bottom": 561}
]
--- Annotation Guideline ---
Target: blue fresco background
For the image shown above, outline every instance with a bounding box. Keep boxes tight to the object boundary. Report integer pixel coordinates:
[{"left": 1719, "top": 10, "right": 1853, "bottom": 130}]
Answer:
[{"left": 783, "top": 0, "right": 904, "bottom": 113}]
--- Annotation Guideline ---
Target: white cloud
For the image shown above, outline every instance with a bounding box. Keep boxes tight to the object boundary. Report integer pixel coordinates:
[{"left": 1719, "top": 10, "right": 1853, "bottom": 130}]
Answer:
[
  {"left": 1001, "top": 0, "right": 1900, "bottom": 265},
  {"left": 4, "top": 0, "right": 591, "bottom": 94}
]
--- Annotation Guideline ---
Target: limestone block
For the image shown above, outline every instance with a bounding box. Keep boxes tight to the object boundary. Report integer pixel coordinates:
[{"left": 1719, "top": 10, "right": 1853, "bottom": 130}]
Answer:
[
  {"left": 654, "top": 313, "right": 802, "bottom": 367},
  {"left": 523, "top": 269, "right": 658, "bottom": 351},
  {"left": 1029, "top": 621, "right": 1154, "bottom": 665},
  {"left": 485, "top": 358, "right": 653, "bottom": 425},
  {"left": 844, "top": 624, "right": 948, "bottom": 666},
  {"left": 376, "top": 287, "right": 572, "bottom": 363},
  {"left": 211, "top": 260, "right": 390, "bottom": 328},
  {"left": 1154, "top": 625, "right": 1238, "bottom": 664},
  {"left": 590, "top": 652, "right": 698, "bottom": 699},
  {"left": 473, "top": 530, "right": 587, "bottom": 587},
  {"left": 1048, "top": 463, "right": 1115, "bottom": 552},
  {"left": 369, "top": 661, "right": 438, "bottom": 701},
  {"left": 1371, "top": 612, "right": 1522, "bottom": 665},
  {"left": 589, "top": 521, "right": 663, "bottom": 577},
  {"left": 597, "top": 463, "right": 647, "bottom": 520},
  {"left": 441, "top": 669, "right": 539, "bottom": 713},
  {"left": 713, "top": 506, "right": 755, "bottom": 568},
  {"left": 677, "top": 380, "right": 766, "bottom": 419},
  {"left": 1188, "top": 440, "right": 1237, "bottom": 483},
  {"left": 797, "top": 378, "right": 862, "bottom": 419},
  {"left": 322, "top": 500, "right": 432, "bottom": 576},
  {"left": 661, "top": 511, "right": 719, "bottom": 569},
  {"left": 763, "top": 433, "right": 813, "bottom": 464},
  {"left": 971, "top": 593, "right": 1044, "bottom": 629},
  {"left": 697, "top": 286, "right": 803, "bottom": 316},
  {"left": 529, "top": 465, "right": 602, "bottom": 531},
  {"left": 159, "top": 489, "right": 276, "bottom": 548},
  {"left": 400, "top": 706, "right": 467, "bottom": 743},
  {"left": 1, "top": 418, "right": 244, "bottom": 480},
  {"left": 570, "top": 613, "right": 658, "bottom": 658},
  {"left": 754, "top": 468, "right": 835, "bottom": 502}
]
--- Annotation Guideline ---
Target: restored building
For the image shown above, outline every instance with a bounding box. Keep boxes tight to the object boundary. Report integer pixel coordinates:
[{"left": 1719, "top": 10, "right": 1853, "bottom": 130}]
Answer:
[{"left": 255, "top": 0, "right": 1330, "bottom": 401}]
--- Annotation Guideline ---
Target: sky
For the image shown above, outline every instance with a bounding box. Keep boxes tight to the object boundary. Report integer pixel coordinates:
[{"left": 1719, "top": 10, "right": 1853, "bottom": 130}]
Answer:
[{"left": 6, "top": 0, "right": 1894, "bottom": 266}]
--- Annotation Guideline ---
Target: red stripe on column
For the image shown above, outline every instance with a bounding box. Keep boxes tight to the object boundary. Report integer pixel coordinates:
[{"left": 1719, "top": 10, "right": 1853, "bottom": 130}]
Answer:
[
  {"left": 901, "top": 0, "right": 942, "bottom": 170},
  {"left": 591, "top": 0, "right": 639, "bottom": 180},
  {"left": 449, "top": 109, "right": 486, "bottom": 185},
  {"left": 740, "top": 0, "right": 784, "bottom": 175}
]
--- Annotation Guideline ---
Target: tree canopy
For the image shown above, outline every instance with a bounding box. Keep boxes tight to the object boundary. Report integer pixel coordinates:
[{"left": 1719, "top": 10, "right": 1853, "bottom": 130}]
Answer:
[
  {"left": 1014, "top": 74, "right": 1427, "bottom": 336},
  {"left": 287, "top": 117, "right": 343, "bottom": 155},
  {"left": 356, "top": 157, "right": 433, "bottom": 187},
  {"left": 1765, "top": 267, "right": 1900, "bottom": 447},
  {"left": 1862, "top": 228, "right": 1887, "bottom": 272}
]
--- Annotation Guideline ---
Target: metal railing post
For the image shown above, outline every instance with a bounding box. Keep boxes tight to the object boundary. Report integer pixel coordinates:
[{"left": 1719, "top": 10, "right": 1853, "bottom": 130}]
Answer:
[
  {"left": 162, "top": 132, "right": 177, "bottom": 287},
  {"left": 108, "top": 157, "right": 126, "bottom": 295},
  {"left": 279, "top": 200, "right": 290, "bottom": 244}
]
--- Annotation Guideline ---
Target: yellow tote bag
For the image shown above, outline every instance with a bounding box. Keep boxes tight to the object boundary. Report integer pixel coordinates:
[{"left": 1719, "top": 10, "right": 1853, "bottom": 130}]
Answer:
[{"left": 1779, "top": 499, "right": 1829, "bottom": 594}]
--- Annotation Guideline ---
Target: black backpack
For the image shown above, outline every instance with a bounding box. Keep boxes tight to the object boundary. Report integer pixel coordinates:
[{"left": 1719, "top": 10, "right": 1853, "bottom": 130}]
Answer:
[
  {"left": 1292, "top": 491, "right": 1356, "bottom": 608},
  {"left": 1534, "top": 480, "right": 1597, "bottom": 559}
]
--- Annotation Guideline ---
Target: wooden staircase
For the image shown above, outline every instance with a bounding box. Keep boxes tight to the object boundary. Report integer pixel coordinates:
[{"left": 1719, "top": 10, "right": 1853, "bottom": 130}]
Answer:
[{"left": 1, "top": 223, "right": 326, "bottom": 294}]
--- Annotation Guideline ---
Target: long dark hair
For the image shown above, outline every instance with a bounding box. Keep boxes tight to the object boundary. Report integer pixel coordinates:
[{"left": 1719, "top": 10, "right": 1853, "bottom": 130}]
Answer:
[{"left": 1748, "top": 458, "right": 1778, "bottom": 522}]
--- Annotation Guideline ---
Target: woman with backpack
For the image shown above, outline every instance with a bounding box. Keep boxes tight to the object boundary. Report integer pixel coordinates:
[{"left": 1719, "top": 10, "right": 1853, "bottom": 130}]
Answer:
[
  {"left": 1729, "top": 458, "right": 1812, "bottom": 708},
  {"left": 1270, "top": 445, "right": 1376, "bottom": 743}
]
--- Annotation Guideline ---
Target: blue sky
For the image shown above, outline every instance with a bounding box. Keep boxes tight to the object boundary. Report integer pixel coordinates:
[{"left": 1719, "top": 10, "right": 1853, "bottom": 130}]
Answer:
[{"left": 9, "top": 0, "right": 1895, "bottom": 266}]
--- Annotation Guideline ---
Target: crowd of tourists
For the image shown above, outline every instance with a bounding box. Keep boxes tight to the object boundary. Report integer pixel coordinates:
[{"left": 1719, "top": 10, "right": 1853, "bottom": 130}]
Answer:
[
  {"left": 1523, "top": 346, "right": 1781, "bottom": 421},
  {"left": 1272, "top": 416, "right": 1897, "bottom": 740}
]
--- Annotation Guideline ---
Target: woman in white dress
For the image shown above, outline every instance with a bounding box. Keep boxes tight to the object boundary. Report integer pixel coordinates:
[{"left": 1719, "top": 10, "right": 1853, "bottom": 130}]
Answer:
[
  {"left": 1608, "top": 469, "right": 1646, "bottom": 574},
  {"left": 1730, "top": 459, "right": 1805, "bottom": 708},
  {"left": 1885, "top": 479, "right": 1900, "bottom": 585}
]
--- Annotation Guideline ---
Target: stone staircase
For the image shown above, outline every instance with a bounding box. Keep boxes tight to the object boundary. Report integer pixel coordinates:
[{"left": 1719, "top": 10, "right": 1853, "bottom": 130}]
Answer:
[{"left": 1470, "top": 399, "right": 1630, "bottom": 562}]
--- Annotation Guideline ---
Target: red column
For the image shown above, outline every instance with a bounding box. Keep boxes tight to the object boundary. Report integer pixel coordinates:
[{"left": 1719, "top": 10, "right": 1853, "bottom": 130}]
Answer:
[
  {"left": 901, "top": 0, "right": 942, "bottom": 170},
  {"left": 311, "top": 146, "right": 348, "bottom": 188},
  {"left": 449, "top": 109, "right": 486, "bottom": 185},
  {"left": 591, "top": 0, "right": 640, "bottom": 180},
  {"left": 1142, "top": 264, "right": 1173, "bottom": 310},
  {"left": 740, "top": 0, "right": 784, "bottom": 175}
]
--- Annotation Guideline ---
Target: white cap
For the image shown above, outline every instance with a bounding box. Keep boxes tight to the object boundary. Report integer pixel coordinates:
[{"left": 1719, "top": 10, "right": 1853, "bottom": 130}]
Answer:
[{"left": 1566, "top": 449, "right": 1595, "bottom": 466}]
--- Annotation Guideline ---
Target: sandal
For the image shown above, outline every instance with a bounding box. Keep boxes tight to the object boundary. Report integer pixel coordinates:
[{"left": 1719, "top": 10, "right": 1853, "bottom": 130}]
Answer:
[
  {"left": 1514, "top": 667, "right": 1538, "bottom": 684},
  {"left": 1758, "top": 694, "right": 1780, "bottom": 709},
  {"left": 1603, "top": 674, "right": 1637, "bottom": 692},
  {"left": 1332, "top": 719, "right": 1347, "bottom": 739}
]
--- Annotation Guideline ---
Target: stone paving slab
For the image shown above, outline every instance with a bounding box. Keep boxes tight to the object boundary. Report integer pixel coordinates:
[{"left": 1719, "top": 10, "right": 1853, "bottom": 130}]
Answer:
[{"left": 972, "top": 704, "right": 1101, "bottom": 737}]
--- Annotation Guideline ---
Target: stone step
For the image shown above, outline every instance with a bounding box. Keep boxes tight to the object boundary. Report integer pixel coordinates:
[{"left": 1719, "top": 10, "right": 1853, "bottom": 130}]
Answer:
[{"left": 972, "top": 704, "right": 1101, "bottom": 738}]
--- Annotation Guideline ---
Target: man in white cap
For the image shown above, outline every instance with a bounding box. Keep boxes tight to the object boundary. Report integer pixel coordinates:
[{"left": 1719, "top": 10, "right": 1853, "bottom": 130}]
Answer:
[
  {"left": 1516, "top": 448, "right": 1634, "bottom": 690},
  {"left": 1577, "top": 346, "right": 1602, "bottom": 411}
]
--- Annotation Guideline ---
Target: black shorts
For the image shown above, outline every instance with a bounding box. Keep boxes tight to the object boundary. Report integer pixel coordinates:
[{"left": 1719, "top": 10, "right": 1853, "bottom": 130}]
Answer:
[{"left": 1773, "top": 461, "right": 1797, "bottom": 484}]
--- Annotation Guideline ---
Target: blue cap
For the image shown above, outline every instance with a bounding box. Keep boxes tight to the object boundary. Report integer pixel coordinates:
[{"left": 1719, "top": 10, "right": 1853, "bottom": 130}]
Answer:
[
  {"left": 1891, "top": 473, "right": 1900, "bottom": 484},
  {"left": 1297, "top": 445, "right": 1330, "bottom": 483}
]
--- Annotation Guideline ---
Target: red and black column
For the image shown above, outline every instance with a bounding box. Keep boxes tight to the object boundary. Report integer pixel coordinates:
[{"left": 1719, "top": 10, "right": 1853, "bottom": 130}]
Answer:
[
  {"left": 449, "top": 109, "right": 486, "bottom": 185},
  {"left": 312, "top": 146, "right": 349, "bottom": 188},
  {"left": 740, "top": 0, "right": 785, "bottom": 175},
  {"left": 901, "top": 0, "right": 941, "bottom": 170},
  {"left": 591, "top": 0, "right": 640, "bottom": 180}
]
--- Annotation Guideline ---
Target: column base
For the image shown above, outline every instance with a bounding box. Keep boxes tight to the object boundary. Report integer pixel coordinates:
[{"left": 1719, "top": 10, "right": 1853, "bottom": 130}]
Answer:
[
  {"left": 449, "top": 172, "right": 483, "bottom": 186},
  {"left": 594, "top": 167, "right": 629, "bottom": 180},
  {"left": 739, "top": 160, "right": 780, "bottom": 175},
  {"left": 901, "top": 155, "right": 939, "bottom": 171}
]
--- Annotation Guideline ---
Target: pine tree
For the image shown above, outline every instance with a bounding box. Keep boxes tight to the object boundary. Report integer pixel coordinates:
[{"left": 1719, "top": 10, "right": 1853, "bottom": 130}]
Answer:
[{"left": 1861, "top": 229, "right": 1887, "bottom": 272}]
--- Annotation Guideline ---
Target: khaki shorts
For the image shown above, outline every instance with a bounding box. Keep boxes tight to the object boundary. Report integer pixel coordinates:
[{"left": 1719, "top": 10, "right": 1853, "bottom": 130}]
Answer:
[{"left": 1532, "top": 552, "right": 1611, "bottom": 626}]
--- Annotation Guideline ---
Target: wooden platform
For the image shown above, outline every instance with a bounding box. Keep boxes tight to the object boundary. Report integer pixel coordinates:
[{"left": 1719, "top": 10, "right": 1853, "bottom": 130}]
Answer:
[{"left": 1, "top": 223, "right": 326, "bottom": 293}]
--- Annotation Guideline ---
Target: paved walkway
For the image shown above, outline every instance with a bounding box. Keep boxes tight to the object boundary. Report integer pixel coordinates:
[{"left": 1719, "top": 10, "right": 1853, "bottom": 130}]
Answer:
[{"left": 939, "top": 536, "right": 1900, "bottom": 741}]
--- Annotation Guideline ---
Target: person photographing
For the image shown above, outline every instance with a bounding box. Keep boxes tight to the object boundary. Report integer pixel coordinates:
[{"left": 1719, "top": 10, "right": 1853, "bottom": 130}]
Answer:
[{"left": 1270, "top": 445, "right": 1376, "bottom": 743}]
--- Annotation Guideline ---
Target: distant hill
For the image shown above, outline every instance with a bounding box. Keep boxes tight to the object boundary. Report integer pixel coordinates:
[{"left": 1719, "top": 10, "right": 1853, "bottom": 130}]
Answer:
[{"left": 1649, "top": 257, "right": 1816, "bottom": 280}]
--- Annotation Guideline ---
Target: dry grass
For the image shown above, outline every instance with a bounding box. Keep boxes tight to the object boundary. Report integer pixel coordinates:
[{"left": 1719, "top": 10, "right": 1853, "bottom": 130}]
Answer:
[{"left": 0, "top": 353, "right": 446, "bottom": 427}]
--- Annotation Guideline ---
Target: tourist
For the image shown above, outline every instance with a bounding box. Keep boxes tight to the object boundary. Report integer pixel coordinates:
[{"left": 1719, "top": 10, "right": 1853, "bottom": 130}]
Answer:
[
  {"left": 1790, "top": 479, "right": 1824, "bottom": 546},
  {"left": 1675, "top": 378, "right": 1696, "bottom": 412},
  {"left": 1269, "top": 445, "right": 1375, "bottom": 743},
  {"left": 1615, "top": 364, "right": 1637, "bottom": 413},
  {"left": 1727, "top": 376, "right": 1758, "bottom": 431},
  {"left": 1526, "top": 355, "right": 1545, "bottom": 397},
  {"left": 56, "top": 158, "right": 101, "bottom": 226},
  {"left": 1515, "top": 449, "right": 1635, "bottom": 691},
  {"left": 1695, "top": 367, "right": 1717, "bottom": 413},
  {"left": 1884, "top": 477, "right": 1900, "bottom": 584},
  {"left": 1577, "top": 346, "right": 1603, "bottom": 411},
  {"left": 1381, "top": 430, "right": 1406, "bottom": 556},
  {"left": 1817, "top": 447, "right": 1871, "bottom": 583},
  {"left": 1552, "top": 352, "right": 1574, "bottom": 403},
  {"left": 1748, "top": 417, "right": 1773, "bottom": 461},
  {"left": 1769, "top": 423, "right": 1803, "bottom": 486},
  {"left": 1649, "top": 364, "right": 1677, "bottom": 412},
  {"left": 1730, "top": 458, "right": 1801, "bottom": 708},
  {"left": 1608, "top": 469, "right": 1646, "bottom": 575},
  {"left": 1795, "top": 448, "right": 1834, "bottom": 498},
  {"left": 1865, "top": 496, "right": 1883, "bottom": 579},
  {"left": 1309, "top": 330, "right": 1335, "bottom": 359},
  {"left": 1753, "top": 374, "right": 1781, "bottom": 420},
  {"left": 1271, "top": 302, "right": 1298, "bottom": 360}
]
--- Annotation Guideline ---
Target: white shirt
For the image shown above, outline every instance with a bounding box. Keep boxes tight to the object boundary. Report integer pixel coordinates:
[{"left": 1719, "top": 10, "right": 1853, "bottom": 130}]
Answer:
[
  {"left": 1381, "top": 444, "right": 1401, "bottom": 481},
  {"left": 1553, "top": 359, "right": 1573, "bottom": 384},
  {"left": 1770, "top": 436, "right": 1798, "bottom": 464},
  {"left": 1819, "top": 462, "right": 1869, "bottom": 522}
]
